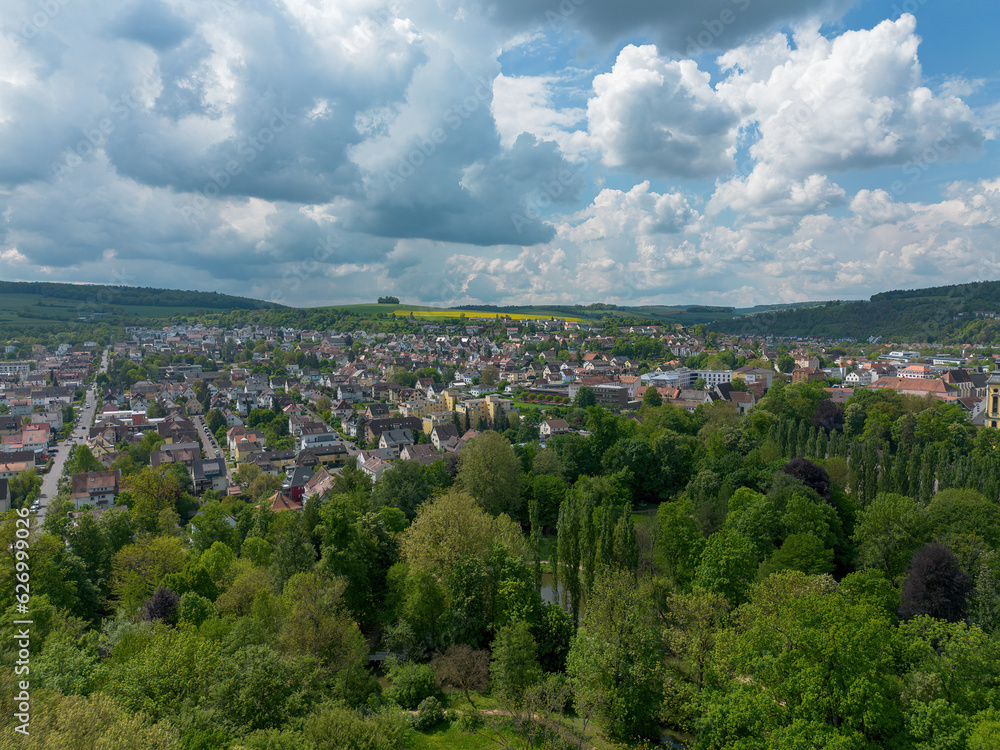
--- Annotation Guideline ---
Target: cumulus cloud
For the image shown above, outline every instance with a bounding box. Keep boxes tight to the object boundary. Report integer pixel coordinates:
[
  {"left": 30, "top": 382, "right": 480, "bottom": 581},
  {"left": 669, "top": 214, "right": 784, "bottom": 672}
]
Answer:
[
  {"left": 567, "top": 182, "right": 699, "bottom": 241},
  {"left": 709, "top": 165, "right": 847, "bottom": 216},
  {"left": 716, "top": 15, "right": 987, "bottom": 177},
  {"left": 587, "top": 45, "right": 739, "bottom": 178}
]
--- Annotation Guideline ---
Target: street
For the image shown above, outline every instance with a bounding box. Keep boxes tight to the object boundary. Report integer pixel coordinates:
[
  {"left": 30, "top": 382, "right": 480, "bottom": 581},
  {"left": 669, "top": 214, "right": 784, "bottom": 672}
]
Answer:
[
  {"left": 35, "top": 347, "right": 108, "bottom": 523},
  {"left": 193, "top": 413, "right": 230, "bottom": 486}
]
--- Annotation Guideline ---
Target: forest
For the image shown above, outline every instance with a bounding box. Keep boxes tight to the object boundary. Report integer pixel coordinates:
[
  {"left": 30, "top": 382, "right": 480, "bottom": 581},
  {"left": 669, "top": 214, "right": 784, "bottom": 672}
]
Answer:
[
  {"left": 709, "top": 281, "right": 1000, "bottom": 342},
  {"left": 2, "top": 379, "right": 1000, "bottom": 749}
]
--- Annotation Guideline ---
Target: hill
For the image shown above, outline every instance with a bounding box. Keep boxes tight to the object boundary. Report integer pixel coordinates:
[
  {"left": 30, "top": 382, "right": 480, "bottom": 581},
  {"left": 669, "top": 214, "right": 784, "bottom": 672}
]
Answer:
[
  {"left": 709, "top": 281, "right": 1000, "bottom": 342},
  {"left": 0, "top": 280, "right": 285, "bottom": 334}
]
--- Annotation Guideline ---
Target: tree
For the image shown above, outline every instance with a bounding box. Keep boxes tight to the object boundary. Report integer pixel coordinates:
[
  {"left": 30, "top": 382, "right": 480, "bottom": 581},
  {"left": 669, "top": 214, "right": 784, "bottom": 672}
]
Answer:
[
  {"left": 491, "top": 621, "right": 543, "bottom": 707},
  {"left": 758, "top": 532, "right": 834, "bottom": 579},
  {"left": 432, "top": 644, "right": 490, "bottom": 707},
  {"left": 567, "top": 569, "right": 664, "bottom": 742},
  {"left": 385, "top": 660, "right": 438, "bottom": 709},
  {"left": 111, "top": 535, "right": 187, "bottom": 613},
  {"left": 280, "top": 570, "right": 367, "bottom": 670},
  {"left": 480, "top": 365, "right": 499, "bottom": 386},
  {"left": 141, "top": 585, "right": 179, "bottom": 624},
  {"left": 655, "top": 497, "right": 706, "bottom": 590},
  {"left": 574, "top": 387, "right": 596, "bottom": 407},
  {"left": 372, "top": 459, "right": 442, "bottom": 520},
  {"left": 663, "top": 588, "right": 729, "bottom": 692},
  {"left": 781, "top": 457, "right": 832, "bottom": 502},
  {"left": 19, "top": 693, "right": 180, "bottom": 749},
  {"left": 900, "top": 543, "right": 973, "bottom": 622},
  {"left": 642, "top": 387, "right": 662, "bottom": 407},
  {"left": 853, "top": 492, "right": 925, "bottom": 582},
  {"left": 456, "top": 431, "right": 524, "bottom": 517},
  {"left": 703, "top": 572, "right": 904, "bottom": 748},
  {"left": 694, "top": 528, "right": 759, "bottom": 606},
  {"left": 399, "top": 491, "right": 520, "bottom": 577}
]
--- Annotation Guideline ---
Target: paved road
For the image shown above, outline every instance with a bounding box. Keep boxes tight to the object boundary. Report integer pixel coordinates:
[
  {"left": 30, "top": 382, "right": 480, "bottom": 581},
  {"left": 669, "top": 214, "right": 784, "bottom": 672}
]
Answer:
[
  {"left": 193, "top": 413, "right": 229, "bottom": 485},
  {"left": 35, "top": 348, "right": 108, "bottom": 523}
]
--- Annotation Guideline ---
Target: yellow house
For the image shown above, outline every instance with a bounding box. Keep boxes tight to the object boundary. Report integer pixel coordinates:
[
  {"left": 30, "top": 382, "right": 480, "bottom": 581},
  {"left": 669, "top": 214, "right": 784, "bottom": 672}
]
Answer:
[
  {"left": 400, "top": 398, "right": 436, "bottom": 420},
  {"left": 986, "top": 373, "right": 1000, "bottom": 428},
  {"left": 422, "top": 411, "right": 454, "bottom": 435},
  {"left": 455, "top": 398, "right": 489, "bottom": 426},
  {"left": 485, "top": 394, "right": 517, "bottom": 421}
]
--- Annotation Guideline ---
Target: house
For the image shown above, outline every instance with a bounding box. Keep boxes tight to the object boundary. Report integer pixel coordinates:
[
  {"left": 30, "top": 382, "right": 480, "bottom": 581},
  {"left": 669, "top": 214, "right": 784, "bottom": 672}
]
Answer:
[
  {"left": 379, "top": 429, "right": 414, "bottom": 456},
  {"left": 844, "top": 370, "right": 872, "bottom": 387},
  {"left": 399, "top": 443, "right": 439, "bottom": 462},
  {"left": 430, "top": 423, "right": 459, "bottom": 450},
  {"left": 150, "top": 443, "right": 201, "bottom": 469},
  {"left": 365, "top": 403, "right": 391, "bottom": 420},
  {"left": 365, "top": 416, "right": 422, "bottom": 443},
  {"left": 281, "top": 465, "right": 314, "bottom": 503},
  {"left": 227, "top": 427, "right": 268, "bottom": 461},
  {"left": 867, "top": 377, "right": 956, "bottom": 399},
  {"left": 190, "top": 459, "right": 228, "bottom": 494},
  {"left": 298, "top": 423, "right": 340, "bottom": 452},
  {"left": 360, "top": 455, "right": 391, "bottom": 482},
  {"left": 301, "top": 467, "right": 336, "bottom": 501},
  {"left": 0, "top": 478, "right": 8, "bottom": 514},
  {"left": 539, "top": 419, "right": 571, "bottom": 439},
  {"left": 70, "top": 469, "right": 121, "bottom": 510},
  {"left": 791, "top": 366, "right": 826, "bottom": 383},
  {"left": 330, "top": 399, "right": 353, "bottom": 419},
  {"left": 732, "top": 367, "right": 773, "bottom": 390},
  {"left": 268, "top": 491, "right": 303, "bottom": 512}
]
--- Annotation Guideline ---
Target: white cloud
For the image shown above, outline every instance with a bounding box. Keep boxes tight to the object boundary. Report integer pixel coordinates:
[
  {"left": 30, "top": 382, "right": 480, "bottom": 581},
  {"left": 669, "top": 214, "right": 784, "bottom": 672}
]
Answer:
[
  {"left": 587, "top": 45, "right": 739, "bottom": 178},
  {"left": 709, "top": 164, "right": 846, "bottom": 216},
  {"left": 716, "top": 15, "right": 987, "bottom": 178},
  {"left": 492, "top": 73, "right": 584, "bottom": 150},
  {"left": 566, "top": 181, "right": 699, "bottom": 241}
]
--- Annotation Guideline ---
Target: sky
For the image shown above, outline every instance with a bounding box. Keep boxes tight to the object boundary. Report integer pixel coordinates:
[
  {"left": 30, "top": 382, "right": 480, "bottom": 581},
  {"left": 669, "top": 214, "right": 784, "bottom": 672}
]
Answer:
[{"left": 0, "top": 0, "right": 998, "bottom": 309}]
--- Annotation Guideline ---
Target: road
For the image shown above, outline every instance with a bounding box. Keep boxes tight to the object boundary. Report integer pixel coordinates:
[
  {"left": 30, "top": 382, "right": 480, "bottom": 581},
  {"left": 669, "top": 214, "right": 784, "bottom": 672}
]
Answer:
[
  {"left": 35, "top": 347, "right": 109, "bottom": 523},
  {"left": 193, "top": 413, "right": 230, "bottom": 486}
]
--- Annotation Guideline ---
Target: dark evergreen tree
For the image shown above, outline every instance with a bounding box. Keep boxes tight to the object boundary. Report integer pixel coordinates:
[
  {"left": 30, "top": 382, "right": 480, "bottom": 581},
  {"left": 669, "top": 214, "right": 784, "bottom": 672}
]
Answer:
[{"left": 899, "top": 543, "right": 973, "bottom": 622}]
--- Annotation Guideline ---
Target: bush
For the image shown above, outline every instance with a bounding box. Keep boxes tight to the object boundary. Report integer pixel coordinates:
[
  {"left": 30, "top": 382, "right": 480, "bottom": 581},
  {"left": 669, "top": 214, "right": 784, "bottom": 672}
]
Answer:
[
  {"left": 454, "top": 712, "right": 484, "bottom": 733},
  {"left": 414, "top": 696, "right": 444, "bottom": 730},
  {"left": 385, "top": 660, "right": 438, "bottom": 710}
]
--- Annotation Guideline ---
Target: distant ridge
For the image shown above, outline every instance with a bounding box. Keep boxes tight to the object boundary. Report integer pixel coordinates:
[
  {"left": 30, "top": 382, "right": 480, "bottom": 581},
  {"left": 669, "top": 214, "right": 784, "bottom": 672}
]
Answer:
[
  {"left": 709, "top": 280, "right": 1000, "bottom": 341},
  {"left": 0, "top": 280, "right": 285, "bottom": 311}
]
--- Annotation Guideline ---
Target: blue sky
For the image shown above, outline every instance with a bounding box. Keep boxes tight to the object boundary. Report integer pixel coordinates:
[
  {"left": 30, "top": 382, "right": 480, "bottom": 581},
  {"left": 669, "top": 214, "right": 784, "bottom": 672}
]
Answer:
[{"left": 0, "top": 0, "right": 998, "bottom": 308}]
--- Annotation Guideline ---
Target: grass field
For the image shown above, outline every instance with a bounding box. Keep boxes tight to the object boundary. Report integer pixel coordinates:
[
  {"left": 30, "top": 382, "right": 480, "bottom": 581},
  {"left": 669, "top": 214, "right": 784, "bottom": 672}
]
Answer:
[{"left": 314, "top": 302, "right": 588, "bottom": 322}]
